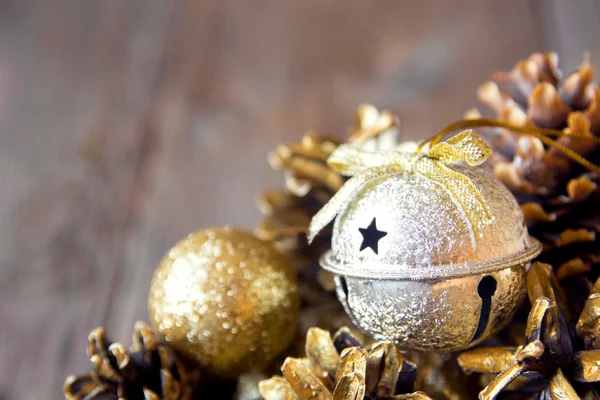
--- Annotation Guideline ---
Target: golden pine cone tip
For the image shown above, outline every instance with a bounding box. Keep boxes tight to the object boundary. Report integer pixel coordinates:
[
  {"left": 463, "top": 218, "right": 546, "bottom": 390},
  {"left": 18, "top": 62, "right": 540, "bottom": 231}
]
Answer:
[
  {"left": 488, "top": 52, "right": 593, "bottom": 114},
  {"left": 267, "top": 132, "right": 344, "bottom": 197},
  {"left": 64, "top": 321, "right": 194, "bottom": 400},
  {"left": 458, "top": 262, "right": 600, "bottom": 399},
  {"left": 258, "top": 326, "right": 433, "bottom": 400}
]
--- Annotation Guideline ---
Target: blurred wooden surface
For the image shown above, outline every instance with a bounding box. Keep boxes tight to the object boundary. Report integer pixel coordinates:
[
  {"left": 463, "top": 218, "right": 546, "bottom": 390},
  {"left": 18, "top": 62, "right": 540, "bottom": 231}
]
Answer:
[{"left": 1, "top": 1, "right": 599, "bottom": 398}]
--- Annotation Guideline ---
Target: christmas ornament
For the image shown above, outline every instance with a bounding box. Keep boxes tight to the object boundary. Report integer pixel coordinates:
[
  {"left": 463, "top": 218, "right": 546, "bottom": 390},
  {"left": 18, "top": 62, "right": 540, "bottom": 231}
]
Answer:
[
  {"left": 467, "top": 52, "right": 600, "bottom": 282},
  {"left": 459, "top": 262, "right": 600, "bottom": 399},
  {"left": 257, "top": 105, "right": 505, "bottom": 398},
  {"left": 148, "top": 227, "right": 300, "bottom": 378},
  {"left": 259, "top": 326, "right": 432, "bottom": 399},
  {"left": 64, "top": 321, "right": 193, "bottom": 400},
  {"left": 308, "top": 128, "right": 542, "bottom": 352}
]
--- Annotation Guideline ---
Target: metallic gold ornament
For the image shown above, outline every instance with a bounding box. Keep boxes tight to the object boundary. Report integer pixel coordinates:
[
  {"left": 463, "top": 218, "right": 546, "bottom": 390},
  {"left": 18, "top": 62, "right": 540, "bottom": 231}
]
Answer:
[
  {"left": 309, "top": 131, "right": 542, "bottom": 352},
  {"left": 148, "top": 227, "right": 300, "bottom": 378}
]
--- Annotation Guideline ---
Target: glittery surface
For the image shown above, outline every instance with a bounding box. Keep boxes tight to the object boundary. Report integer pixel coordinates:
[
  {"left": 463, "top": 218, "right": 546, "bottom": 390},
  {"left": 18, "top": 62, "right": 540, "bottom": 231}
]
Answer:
[
  {"left": 327, "top": 164, "right": 540, "bottom": 279},
  {"left": 148, "top": 227, "right": 299, "bottom": 377},
  {"left": 319, "top": 163, "right": 541, "bottom": 351},
  {"left": 335, "top": 265, "right": 526, "bottom": 351},
  {"left": 308, "top": 130, "right": 495, "bottom": 243}
]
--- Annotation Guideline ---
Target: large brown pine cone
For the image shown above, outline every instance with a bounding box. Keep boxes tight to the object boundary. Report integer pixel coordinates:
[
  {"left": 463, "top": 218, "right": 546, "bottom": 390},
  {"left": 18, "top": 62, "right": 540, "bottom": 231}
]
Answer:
[
  {"left": 64, "top": 321, "right": 194, "bottom": 400},
  {"left": 469, "top": 52, "right": 600, "bottom": 283}
]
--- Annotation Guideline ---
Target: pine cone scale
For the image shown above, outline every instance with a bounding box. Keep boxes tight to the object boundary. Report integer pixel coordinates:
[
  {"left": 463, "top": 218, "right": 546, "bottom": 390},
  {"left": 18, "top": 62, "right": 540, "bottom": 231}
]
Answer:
[
  {"left": 64, "top": 322, "right": 193, "bottom": 400},
  {"left": 261, "top": 327, "right": 432, "bottom": 400}
]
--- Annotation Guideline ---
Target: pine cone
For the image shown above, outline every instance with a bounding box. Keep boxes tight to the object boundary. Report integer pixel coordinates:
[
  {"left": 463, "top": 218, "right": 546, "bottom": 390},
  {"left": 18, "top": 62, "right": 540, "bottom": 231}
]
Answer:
[
  {"left": 64, "top": 321, "right": 194, "bottom": 400},
  {"left": 256, "top": 104, "right": 399, "bottom": 273},
  {"left": 257, "top": 133, "right": 342, "bottom": 277},
  {"left": 458, "top": 262, "right": 600, "bottom": 399},
  {"left": 256, "top": 105, "right": 400, "bottom": 338},
  {"left": 258, "top": 327, "right": 432, "bottom": 400},
  {"left": 469, "top": 52, "right": 600, "bottom": 282}
]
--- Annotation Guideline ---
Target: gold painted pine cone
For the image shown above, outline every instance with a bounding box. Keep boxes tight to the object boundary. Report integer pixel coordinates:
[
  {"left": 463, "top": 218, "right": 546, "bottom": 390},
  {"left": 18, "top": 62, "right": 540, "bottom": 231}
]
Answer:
[
  {"left": 257, "top": 133, "right": 342, "bottom": 273},
  {"left": 469, "top": 52, "right": 600, "bottom": 282},
  {"left": 459, "top": 262, "right": 600, "bottom": 399},
  {"left": 256, "top": 104, "right": 399, "bottom": 276},
  {"left": 64, "top": 321, "right": 194, "bottom": 400},
  {"left": 258, "top": 326, "right": 432, "bottom": 400},
  {"left": 256, "top": 106, "right": 401, "bottom": 341}
]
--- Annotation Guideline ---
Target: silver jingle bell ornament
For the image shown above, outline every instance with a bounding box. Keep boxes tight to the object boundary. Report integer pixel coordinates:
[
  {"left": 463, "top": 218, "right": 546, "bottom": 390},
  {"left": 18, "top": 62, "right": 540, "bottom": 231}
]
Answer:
[{"left": 308, "top": 130, "right": 541, "bottom": 352}]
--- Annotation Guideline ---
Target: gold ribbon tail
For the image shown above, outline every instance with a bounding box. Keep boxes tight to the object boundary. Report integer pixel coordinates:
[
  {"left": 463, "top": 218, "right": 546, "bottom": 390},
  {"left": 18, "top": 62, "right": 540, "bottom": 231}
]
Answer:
[
  {"left": 426, "top": 129, "right": 491, "bottom": 165},
  {"left": 307, "top": 167, "right": 395, "bottom": 244},
  {"left": 419, "top": 131, "right": 495, "bottom": 238},
  {"left": 415, "top": 158, "right": 495, "bottom": 239},
  {"left": 327, "top": 144, "right": 402, "bottom": 175}
]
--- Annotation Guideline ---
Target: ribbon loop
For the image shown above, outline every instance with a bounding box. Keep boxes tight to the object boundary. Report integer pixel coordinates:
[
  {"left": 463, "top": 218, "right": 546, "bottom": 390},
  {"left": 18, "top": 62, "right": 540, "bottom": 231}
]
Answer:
[
  {"left": 427, "top": 129, "right": 491, "bottom": 166},
  {"left": 307, "top": 130, "right": 495, "bottom": 244}
]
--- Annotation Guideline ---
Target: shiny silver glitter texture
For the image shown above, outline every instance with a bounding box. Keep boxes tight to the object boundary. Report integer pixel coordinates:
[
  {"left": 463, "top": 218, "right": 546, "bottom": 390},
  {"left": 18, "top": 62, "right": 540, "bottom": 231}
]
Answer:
[{"left": 320, "top": 164, "right": 541, "bottom": 351}]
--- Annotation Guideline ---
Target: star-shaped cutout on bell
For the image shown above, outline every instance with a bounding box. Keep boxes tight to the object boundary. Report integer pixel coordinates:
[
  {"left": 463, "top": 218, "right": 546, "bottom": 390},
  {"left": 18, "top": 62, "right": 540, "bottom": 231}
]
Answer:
[{"left": 358, "top": 217, "right": 387, "bottom": 254}]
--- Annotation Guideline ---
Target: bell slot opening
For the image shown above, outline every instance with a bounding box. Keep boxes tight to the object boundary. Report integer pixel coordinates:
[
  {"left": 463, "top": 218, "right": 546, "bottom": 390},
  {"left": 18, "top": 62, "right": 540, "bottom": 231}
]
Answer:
[
  {"left": 339, "top": 276, "right": 349, "bottom": 298},
  {"left": 471, "top": 275, "right": 497, "bottom": 343}
]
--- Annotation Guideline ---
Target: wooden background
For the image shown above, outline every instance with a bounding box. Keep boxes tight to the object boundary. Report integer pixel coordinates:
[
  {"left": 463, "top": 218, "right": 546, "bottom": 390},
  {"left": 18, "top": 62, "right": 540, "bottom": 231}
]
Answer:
[{"left": 1, "top": 1, "right": 599, "bottom": 398}]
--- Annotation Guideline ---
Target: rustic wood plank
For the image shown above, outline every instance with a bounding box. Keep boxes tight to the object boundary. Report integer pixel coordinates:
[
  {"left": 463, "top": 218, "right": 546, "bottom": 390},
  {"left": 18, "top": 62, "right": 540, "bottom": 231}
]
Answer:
[
  {"left": 0, "top": 1, "right": 174, "bottom": 399},
  {"left": 0, "top": 1, "right": 597, "bottom": 399}
]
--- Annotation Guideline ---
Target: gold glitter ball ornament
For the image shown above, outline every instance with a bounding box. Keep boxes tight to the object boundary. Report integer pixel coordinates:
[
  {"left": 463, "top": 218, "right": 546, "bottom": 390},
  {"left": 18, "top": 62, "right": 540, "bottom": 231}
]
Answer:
[
  {"left": 309, "top": 130, "right": 542, "bottom": 352},
  {"left": 148, "top": 227, "right": 300, "bottom": 378}
]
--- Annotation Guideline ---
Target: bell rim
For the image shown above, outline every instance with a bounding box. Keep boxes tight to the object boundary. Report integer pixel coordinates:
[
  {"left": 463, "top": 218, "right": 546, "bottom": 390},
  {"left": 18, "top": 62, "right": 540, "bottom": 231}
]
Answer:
[{"left": 319, "top": 236, "right": 542, "bottom": 280}]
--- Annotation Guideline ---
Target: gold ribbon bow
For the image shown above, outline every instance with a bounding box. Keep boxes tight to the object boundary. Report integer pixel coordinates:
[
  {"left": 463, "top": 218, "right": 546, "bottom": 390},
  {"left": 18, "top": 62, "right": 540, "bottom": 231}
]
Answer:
[{"left": 307, "top": 130, "right": 495, "bottom": 244}]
